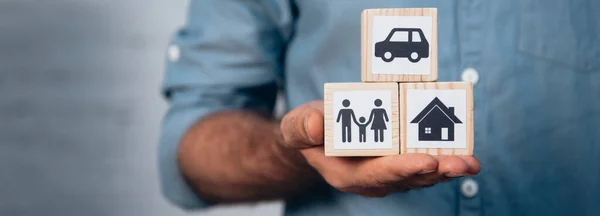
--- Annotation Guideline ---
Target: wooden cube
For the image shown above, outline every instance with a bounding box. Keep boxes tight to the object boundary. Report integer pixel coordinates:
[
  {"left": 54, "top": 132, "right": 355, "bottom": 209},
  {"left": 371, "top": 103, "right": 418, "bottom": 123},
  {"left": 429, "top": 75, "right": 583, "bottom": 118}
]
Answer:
[
  {"left": 361, "top": 8, "right": 438, "bottom": 82},
  {"left": 324, "top": 83, "right": 400, "bottom": 156},
  {"left": 399, "top": 82, "right": 474, "bottom": 155}
]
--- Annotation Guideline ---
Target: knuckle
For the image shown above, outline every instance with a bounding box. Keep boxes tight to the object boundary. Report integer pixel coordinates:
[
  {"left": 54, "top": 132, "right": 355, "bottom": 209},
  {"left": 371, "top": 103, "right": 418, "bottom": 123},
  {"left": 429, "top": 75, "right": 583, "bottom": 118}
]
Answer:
[
  {"left": 280, "top": 117, "right": 302, "bottom": 146},
  {"left": 280, "top": 114, "right": 295, "bottom": 135},
  {"left": 412, "top": 155, "right": 437, "bottom": 171}
]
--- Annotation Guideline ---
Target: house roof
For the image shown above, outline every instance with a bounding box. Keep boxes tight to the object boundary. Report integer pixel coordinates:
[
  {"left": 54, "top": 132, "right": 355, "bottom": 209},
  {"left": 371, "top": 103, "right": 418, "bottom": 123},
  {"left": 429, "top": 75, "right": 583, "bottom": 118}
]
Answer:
[
  {"left": 410, "top": 97, "right": 462, "bottom": 124},
  {"left": 390, "top": 28, "right": 423, "bottom": 32}
]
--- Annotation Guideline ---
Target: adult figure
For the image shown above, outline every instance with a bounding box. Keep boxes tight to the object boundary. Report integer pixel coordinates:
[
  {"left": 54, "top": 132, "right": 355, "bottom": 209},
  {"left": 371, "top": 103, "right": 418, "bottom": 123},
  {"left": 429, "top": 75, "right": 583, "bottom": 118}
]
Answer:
[
  {"left": 160, "top": 1, "right": 598, "bottom": 216},
  {"left": 336, "top": 99, "right": 357, "bottom": 143},
  {"left": 367, "top": 99, "right": 389, "bottom": 142}
]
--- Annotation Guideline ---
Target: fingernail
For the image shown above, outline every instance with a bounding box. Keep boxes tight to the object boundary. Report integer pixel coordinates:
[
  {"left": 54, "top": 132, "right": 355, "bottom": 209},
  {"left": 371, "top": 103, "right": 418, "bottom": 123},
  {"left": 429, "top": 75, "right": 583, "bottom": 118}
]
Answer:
[
  {"left": 418, "top": 170, "right": 435, "bottom": 174},
  {"left": 446, "top": 173, "right": 464, "bottom": 177}
]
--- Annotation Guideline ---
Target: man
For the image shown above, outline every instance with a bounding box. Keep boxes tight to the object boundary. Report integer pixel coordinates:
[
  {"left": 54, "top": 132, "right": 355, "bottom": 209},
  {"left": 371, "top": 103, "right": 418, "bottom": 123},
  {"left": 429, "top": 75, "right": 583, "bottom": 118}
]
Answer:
[
  {"left": 336, "top": 99, "right": 357, "bottom": 143},
  {"left": 160, "top": 1, "right": 600, "bottom": 215}
]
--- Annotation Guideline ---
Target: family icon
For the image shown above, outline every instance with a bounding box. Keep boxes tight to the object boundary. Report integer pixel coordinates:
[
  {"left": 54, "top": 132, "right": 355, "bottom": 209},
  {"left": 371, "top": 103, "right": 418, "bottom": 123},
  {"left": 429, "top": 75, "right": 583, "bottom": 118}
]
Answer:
[{"left": 336, "top": 99, "right": 389, "bottom": 143}]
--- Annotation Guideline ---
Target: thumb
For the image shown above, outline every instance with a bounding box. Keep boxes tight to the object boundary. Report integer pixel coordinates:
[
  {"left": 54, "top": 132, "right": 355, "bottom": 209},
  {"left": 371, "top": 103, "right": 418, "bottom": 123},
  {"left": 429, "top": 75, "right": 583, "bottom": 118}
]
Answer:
[{"left": 280, "top": 101, "right": 324, "bottom": 149}]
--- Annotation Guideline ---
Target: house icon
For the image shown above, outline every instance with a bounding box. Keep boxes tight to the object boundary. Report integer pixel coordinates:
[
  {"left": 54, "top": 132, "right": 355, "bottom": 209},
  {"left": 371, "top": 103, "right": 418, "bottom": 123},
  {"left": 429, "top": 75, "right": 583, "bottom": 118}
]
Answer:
[{"left": 410, "top": 97, "right": 462, "bottom": 141}]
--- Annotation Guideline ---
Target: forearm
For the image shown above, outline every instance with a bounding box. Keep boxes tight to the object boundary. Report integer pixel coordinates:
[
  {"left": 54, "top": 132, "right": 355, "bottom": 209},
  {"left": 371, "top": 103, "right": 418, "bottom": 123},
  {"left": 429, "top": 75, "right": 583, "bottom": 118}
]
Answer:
[{"left": 177, "top": 111, "right": 321, "bottom": 204}]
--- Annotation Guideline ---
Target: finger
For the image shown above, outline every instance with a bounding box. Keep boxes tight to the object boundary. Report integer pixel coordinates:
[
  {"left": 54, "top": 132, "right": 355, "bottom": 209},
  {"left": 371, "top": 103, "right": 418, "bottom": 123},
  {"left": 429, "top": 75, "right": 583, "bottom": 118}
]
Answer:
[
  {"left": 435, "top": 156, "right": 469, "bottom": 177},
  {"left": 458, "top": 155, "right": 481, "bottom": 175},
  {"left": 280, "top": 101, "right": 324, "bottom": 148},
  {"left": 354, "top": 154, "right": 439, "bottom": 185},
  {"left": 301, "top": 151, "right": 438, "bottom": 190},
  {"left": 404, "top": 172, "right": 445, "bottom": 186},
  {"left": 411, "top": 156, "right": 480, "bottom": 182}
]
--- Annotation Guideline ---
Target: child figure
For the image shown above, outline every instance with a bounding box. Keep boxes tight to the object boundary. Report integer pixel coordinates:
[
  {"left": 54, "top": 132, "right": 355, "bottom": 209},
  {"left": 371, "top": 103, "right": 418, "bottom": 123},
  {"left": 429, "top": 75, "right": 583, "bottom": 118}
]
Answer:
[{"left": 356, "top": 116, "right": 372, "bottom": 143}]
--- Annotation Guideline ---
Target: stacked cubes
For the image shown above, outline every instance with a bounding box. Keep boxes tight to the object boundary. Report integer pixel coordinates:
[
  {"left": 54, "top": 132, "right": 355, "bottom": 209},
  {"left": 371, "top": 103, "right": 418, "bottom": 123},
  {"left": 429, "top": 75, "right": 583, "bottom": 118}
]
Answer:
[{"left": 325, "top": 8, "right": 474, "bottom": 156}]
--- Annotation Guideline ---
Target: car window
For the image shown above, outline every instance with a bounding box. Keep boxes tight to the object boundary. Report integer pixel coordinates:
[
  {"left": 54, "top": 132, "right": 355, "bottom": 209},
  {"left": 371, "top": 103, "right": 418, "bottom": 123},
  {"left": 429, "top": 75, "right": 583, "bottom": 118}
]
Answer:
[
  {"left": 412, "top": 31, "right": 421, "bottom": 42},
  {"left": 389, "top": 31, "right": 409, "bottom": 42}
]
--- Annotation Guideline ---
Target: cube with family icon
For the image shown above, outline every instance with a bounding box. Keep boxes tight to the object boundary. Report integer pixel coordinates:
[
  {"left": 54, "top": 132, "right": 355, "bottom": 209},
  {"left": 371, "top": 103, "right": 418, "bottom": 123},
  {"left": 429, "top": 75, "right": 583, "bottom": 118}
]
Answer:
[{"left": 324, "top": 83, "right": 400, "bottom": 156}]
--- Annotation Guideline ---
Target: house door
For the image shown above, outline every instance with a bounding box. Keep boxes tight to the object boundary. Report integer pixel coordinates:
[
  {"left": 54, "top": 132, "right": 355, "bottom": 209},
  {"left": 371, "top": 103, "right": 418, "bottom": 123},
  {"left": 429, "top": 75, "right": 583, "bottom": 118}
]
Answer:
[{"left": 441, "top": 128, "right": 448, "bottom": 140}]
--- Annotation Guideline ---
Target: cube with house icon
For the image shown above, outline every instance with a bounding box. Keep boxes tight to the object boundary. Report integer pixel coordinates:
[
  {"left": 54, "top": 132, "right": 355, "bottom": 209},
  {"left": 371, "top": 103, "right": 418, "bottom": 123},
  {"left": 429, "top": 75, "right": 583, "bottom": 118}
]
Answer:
[{"left": 400, "top": 82, "right": 474, "bottom": 155}]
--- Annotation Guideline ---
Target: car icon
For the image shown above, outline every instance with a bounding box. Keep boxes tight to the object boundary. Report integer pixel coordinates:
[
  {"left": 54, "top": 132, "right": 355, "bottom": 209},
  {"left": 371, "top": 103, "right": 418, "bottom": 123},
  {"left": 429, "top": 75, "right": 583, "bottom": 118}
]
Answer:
[{"left": 374, "top": 28, "right": 429, "bottom": 63}]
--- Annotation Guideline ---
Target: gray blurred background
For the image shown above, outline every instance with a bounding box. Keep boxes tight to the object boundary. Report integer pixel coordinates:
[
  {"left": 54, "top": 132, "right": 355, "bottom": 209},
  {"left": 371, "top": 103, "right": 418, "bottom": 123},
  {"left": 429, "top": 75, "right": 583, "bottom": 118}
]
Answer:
[{"left": 0, "top": 1, "right": 279, "bottom": 215}]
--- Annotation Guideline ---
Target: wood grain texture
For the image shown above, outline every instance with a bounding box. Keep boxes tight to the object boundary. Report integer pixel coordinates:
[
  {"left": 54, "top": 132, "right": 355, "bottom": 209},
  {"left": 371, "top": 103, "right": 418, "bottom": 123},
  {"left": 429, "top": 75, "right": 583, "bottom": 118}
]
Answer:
[
  {"left": 361, "top": 8, "right": 438, "bottom": 83},
  {"left": 324, "top": 83, "right": 400, "bottom": 156},
  {"left": 399, "top": 82, "right": 474, "bottom": 155}
]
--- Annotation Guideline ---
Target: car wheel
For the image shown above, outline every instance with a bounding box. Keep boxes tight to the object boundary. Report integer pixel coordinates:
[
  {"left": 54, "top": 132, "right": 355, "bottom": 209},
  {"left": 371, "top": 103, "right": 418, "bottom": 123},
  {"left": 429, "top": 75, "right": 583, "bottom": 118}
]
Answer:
[
  {"left": 408, "top": 52, "right": 421, "bottom": 63},
  {"left": 382, "top": 51, "right": 394, "bottom": 62}
]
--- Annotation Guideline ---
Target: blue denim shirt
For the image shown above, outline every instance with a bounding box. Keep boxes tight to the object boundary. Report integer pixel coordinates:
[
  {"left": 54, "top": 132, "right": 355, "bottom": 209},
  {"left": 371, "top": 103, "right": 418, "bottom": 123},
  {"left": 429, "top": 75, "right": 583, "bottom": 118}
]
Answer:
[{"left": 160, "top": 0, "right": 600, "bottom": 215}]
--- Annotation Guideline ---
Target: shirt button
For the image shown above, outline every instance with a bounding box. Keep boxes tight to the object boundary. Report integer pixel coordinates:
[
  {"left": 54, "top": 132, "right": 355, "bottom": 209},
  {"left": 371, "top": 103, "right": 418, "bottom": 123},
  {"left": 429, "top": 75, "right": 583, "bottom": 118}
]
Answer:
[
  {"left": 461, "top": 178, "right": 479, "bottom": 198},
  {"left": 461, "top": 67, "right": 479, "bottom": 85},
  {"left": 167, "top": 45, "right": 180, "bottom": 62}
]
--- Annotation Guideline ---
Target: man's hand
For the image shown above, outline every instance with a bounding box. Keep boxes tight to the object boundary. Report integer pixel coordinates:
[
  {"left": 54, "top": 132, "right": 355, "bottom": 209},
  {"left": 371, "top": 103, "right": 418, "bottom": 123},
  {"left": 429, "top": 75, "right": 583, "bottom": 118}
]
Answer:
[{"left": 281, "top": 100, "right": 481, "bottom": 197}]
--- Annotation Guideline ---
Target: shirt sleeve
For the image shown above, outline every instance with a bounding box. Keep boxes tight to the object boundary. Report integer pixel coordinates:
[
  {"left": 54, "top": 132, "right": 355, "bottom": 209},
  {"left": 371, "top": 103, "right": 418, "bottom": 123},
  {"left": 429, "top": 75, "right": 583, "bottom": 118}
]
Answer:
[{"left": 159, "top": 0, "right": 295, "bottom": 209}]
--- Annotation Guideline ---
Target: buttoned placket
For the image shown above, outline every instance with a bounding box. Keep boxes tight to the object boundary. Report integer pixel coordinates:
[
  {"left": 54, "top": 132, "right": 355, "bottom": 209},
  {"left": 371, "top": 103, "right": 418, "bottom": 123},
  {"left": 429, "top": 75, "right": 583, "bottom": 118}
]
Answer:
[{"left": 457, "top": 0, "right": 483, "bottom": 215}]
